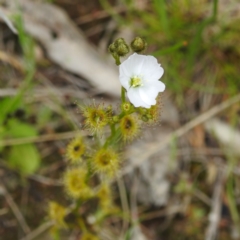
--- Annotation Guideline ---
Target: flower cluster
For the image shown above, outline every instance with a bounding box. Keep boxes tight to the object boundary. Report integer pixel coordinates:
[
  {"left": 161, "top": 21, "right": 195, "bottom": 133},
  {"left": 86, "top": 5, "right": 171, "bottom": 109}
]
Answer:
[{"left": 48, "top": 36, "right": 165, "bottom": 238}]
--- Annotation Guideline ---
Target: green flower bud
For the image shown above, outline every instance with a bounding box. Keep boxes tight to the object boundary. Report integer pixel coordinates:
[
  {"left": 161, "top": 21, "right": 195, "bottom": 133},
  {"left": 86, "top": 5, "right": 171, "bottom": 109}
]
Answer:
[
  {"left": 146, "top": 113, "right": 152, "bottom": 119},
  {"left": 121, "top": 102, "right": 132, "bottom": 113},
  {"left": 106, "top": 105, "right": 113, "bottom": 115},
  {"left": 137, "top": 107, "right": 147, "bottom": 114},
  {"left": 141, "top": 115, "right": 149, "bottom": 122},
  {"left": 108, "top": 43, "right": 116, "bottom": 54},
  {"left": 112, "top": 115, "right": 119, "bottom": 123},
  {"left": 114, "top": 38, "right": 130, "bottom": 57},
  {"left": 131, "top": 37, "right": 147, "bottom": 53}
]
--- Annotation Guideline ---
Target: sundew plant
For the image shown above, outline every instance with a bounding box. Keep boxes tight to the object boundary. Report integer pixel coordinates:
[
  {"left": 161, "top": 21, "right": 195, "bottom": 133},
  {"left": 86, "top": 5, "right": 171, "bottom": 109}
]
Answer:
[{"left": 48, "top": 37, "right": 165, "bottom": 239}]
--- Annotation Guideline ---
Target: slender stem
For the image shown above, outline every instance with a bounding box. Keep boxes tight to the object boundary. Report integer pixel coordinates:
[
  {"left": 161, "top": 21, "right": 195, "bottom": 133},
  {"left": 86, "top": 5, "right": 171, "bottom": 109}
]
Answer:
[
  {"left": 78, "top": 218, "right": 87, "bottom": 232},
  {"left": 115, "top": 55, "right": 121, "bottom": 66},
  {"left": 227, "top": 176, "right": 239, "bottom": 224},
  {"left": 119, "top": 110, "right": 134, "bottom": 120},
  {"left": 212, "top": 0, "right": 218, "bottom": 21},
  {"left": 102, "top": 86, "right": 130, "bottom": 149},
  {"left": 121, "top": 87, "right": 126, "bottom": 103},
  {"left": 110, "top": 123, "right": 116, "bottom": 135},
  {"left": 103, "top": 126, "right": 122, "bottom": 148},
  {"left": 103, "top": 123, "right": 116, "bottom": 148},
  {"left": 117, "top": 177, "right": 130, "bottom": 237},
  {"left": 73, "top": 199, "right": 82, "bottom": 214}
]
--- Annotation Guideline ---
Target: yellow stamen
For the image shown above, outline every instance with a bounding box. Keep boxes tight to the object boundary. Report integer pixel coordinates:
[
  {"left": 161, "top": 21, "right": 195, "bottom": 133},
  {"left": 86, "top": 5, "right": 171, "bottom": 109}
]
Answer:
[{"left": 130, "top": 76, "right": 143, "bottom": 88}]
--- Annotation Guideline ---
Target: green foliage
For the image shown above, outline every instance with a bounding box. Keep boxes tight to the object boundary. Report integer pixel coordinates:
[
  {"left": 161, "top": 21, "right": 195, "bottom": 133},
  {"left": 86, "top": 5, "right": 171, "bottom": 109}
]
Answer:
[
  {"left": 6, "top": 119, "right": 38, "bottom": 138},
  {"left": 8, "top": 143, "right": 40, "bottom": 175},
  {"left": 152, "top": 0, "right": 170, "bottom": 37},
  {"left": 0, "top": 12, "right": 41, "bottom": 175},
  {"left": 1, "top": 119, "right": 40, "bottom": 175},
  {"left": 0, "top": 95, "right": 25, "bottom": 127},
  {"left": 13, "top": 14, "right": 35, "bottom": 71}
]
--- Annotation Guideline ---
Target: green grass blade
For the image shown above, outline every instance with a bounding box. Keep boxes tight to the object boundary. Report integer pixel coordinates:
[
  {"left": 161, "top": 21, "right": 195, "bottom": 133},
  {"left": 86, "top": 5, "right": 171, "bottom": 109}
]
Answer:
[{"left": 153, "top": 0, "right": 171, "bottom": 38}]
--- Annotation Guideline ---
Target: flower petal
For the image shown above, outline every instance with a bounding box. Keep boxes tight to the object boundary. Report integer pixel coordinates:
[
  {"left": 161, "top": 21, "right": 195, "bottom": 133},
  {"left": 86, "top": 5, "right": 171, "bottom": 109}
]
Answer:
[
  {"left": 141, "top": 81, "right": 165, "bottom": 98},
  {"left": 143, "top": 65, "right": 164, "bottom": 82},
  {"left": 119, "top": 75, "right": 130, "bottom": 90},
  {"left": 149, "top": 80, "right": 166, "bottom": 92},
  {"left": 140, "top": 56, "right": 164, "bottom": 82},
  {"left": 139, "top": 81, "right": 165, "bottom": 104},
  {"left": 127, "top": 88, "right": 150, "bottom": 108},
  {"left": 120, "top": 53, "right": 145, "bottom": 76},
  {"left": 139, "top": 87, "right": 157, "bottom": 105}
]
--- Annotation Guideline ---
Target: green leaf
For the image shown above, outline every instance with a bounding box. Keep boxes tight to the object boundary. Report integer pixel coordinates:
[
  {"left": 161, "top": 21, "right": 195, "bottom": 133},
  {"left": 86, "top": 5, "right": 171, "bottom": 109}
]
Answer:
[
  {"left": 8, "top": 144, "right": 40, "bottom": 175},
  {"left": 0, "top": 126, "right": 8, "bottom": 151},
  {"left": 0, "top": 97, "right": 21, "bottom": 125},
  {"left": 7, "top": 119, "right": 38, "bottom": 138},
  {"left": 153, "top": 0, "right": 171, "bottom": 38}
]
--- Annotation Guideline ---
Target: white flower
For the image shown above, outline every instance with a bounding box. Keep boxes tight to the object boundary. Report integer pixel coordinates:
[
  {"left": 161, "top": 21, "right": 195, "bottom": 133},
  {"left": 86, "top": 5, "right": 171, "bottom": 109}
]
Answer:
[{"left": 119, "top": 53, "right": 165, "bottom": 108}]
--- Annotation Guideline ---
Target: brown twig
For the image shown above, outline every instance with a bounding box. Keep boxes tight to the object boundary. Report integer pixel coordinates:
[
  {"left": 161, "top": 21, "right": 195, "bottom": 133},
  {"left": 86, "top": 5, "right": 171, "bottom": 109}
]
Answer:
[
  {"left": 205, "top": 166, "right": 226, "bottom": 240},
  {"left": 19, "top": 204, "right": 76, "bottom": 240},
  {"left": 19, "top": 220, "right": 54, "bottom": 240},
  {"left": 0, "top": 130, "right": 84, "bottom": 147},
  {"left": 28, "top": 174, "right": 62, "bottom": 186},
  {"left": 117, "top": 177, "right": 130, "bottom": 238},
  {"left": 0, "top": 9, "right": 18, "bottom": 34},
  {"left": 0, "top": 185, "right": 31, "bottom": 234},
  {"left": 0, "top": 50, "right": 23, "bottom": 72}
]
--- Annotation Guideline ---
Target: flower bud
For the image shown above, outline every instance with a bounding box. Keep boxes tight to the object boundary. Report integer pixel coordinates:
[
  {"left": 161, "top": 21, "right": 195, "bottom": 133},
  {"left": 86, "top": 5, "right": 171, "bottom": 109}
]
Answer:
[
  {"left": 48, "top": 202, "right": 66, "bottom": 227},
  {"left": 121, "top": 102, "right": 132, "bottom": 113},
  {"left": 81, "top": 103, "right": 109, "bottom": 135},
  {"left": 63, "top": 168, "right": 93, "bottom": 199},
  {"left": 114, "top": 38, "right": 130, "bottom": 57},
  {"left": 141, "top": 115, "right": 149, "bottom": 122},
  {"left": 81, "top": 233, "right": 100, "bottom": 240},
  {"left": 131, "top": 37, "right": 147, "bottom": 53},
  {"left": 141, "top": 96, "right": 162, "bottom": 125},
  {"left": 66, "top": 137, "right": 85, "bottom": 164},
  {"left": 120, "top": 115, "right": 140, "bottom": 141},
  {"left": 97, "top": 183, "right": 113, "bottom": 209},
  {"left": 108, "top": 43, "right": 116, "bottom": 54},
  {"left": 112, "top": 115, "right": 119, "bottom": 123},
  {"left": 92, "top": 148, "right": 119, "bottom": 177},
  {"left": 146, "top": 113, "right": 152, "bottom": 119}
]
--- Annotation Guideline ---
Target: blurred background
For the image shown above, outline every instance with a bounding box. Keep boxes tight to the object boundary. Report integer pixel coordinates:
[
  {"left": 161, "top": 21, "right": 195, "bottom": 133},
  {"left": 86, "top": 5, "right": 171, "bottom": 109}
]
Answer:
[{"left": 0, "top": 0, "right": 240, "bottom": 239}]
